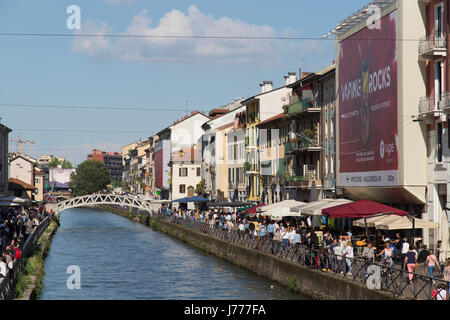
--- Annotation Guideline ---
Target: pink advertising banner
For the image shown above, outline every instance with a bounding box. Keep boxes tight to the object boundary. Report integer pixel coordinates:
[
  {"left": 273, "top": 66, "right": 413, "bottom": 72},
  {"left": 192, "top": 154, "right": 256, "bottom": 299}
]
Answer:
[{"left": 338, "top": 10, "right": 398, "bottom": 187}]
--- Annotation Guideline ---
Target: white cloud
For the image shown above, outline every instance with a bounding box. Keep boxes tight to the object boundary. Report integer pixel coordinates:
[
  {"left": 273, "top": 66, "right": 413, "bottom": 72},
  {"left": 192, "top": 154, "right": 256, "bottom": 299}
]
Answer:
[{"left": 72, "top": 6, "right": 284, "bottom": 64}]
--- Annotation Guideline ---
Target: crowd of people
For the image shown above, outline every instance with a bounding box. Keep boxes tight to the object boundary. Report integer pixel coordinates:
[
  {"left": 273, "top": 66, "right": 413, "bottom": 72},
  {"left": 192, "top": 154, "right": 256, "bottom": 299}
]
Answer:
[
  {"left": 160, "top": 205, "right": 450, "bottom": 300},
  {"left": 0, "top": 204, "right": 49, "bottom": 280}
]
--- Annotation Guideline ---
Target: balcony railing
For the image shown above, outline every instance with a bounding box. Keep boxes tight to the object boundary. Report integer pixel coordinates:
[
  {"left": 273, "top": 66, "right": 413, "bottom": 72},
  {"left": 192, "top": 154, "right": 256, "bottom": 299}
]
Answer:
[
  {"left": 286, "top": 97, "right": 319, "bottom": 115},
  {"left": 418, "top": 34, "right": 447, "bottom": 57},
  {"left": 244, "top": 162, "right": 258, "bottom": 173},
  {"left": 284, "top": 138, "right": 321, "bottom": 153},
  {"left": 440, "top": 92, "right": 450, "bottom": 111},
  {"left": 323, "top": 178, "right": 336, "bottom": 190},
  {"left": 419, "top": 96, "right": 436, "bottom": 114}
]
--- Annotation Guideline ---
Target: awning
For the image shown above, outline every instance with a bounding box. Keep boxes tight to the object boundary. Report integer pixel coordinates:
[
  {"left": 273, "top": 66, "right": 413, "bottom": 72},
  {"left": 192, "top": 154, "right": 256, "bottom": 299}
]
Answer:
[
  {"left": 377, "top": 216, "right": 439, "bottom": 230},
  {"left": 290, "top": 199, "right": 353, "bottom": 216},
  {"left": 0, "top": 196, "right": 29, "bottom": 203},
  {"left": 242, "top": 203, "right": 265, "bottom": 215},
  {"left": 322, "top": 200, "right": 408, "bottom": 218},
  {"left": 172, "top": 196, "right": 209, "bottom": 203}
]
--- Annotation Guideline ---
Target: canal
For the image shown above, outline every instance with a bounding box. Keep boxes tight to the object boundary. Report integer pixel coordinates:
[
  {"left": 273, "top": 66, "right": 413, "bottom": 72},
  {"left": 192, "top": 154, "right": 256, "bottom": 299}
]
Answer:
[{"left": 39, "top": 208, "right": 305, "bottom": 300}]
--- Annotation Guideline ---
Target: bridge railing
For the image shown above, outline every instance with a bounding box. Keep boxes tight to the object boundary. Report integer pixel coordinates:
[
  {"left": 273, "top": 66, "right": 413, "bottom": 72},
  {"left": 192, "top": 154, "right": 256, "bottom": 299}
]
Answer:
[{"left": 153, "top": 212, "right": 449, "bottom": 300}]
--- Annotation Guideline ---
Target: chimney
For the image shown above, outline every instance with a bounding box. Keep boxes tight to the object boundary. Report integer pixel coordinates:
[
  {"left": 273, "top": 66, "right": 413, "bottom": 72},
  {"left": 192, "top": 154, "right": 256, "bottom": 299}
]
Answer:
[
  {"left": 260, "top": 81, "right": 273, "bottom": 93},
  {"left": 284, "top": 72, "right": 297, "bottom": 85}
]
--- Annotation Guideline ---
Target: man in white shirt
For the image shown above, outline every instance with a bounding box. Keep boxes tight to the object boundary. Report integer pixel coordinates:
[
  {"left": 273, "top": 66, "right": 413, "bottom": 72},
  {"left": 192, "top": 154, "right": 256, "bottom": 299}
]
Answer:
[
  {"left": 401, "top": 239, "right": 409, "bottom": 270},
  {"left": 273, "top": 222, "right": 280, "bottom": 234}
]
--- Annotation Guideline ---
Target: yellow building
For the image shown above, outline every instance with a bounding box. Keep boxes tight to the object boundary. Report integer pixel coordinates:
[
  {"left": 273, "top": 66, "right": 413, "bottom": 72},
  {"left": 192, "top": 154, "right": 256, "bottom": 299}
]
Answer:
[{"left": 242, "top": 78, "right": 294, "bottom": 203}]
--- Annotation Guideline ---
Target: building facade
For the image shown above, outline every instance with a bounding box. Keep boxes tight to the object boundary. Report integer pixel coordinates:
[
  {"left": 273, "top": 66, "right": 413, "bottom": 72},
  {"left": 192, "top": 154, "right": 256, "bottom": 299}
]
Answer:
[
  {"left": 330, "top": 0, "right": 428, "bottom": 234},
  {"left": 227, "top": 111, "right": 247, "bottom": 202},
  {"left": 416, "top": 0, "right": 450, "bottom": 250},
  {"left": 169, "top": 111, "right": 210, "bottom": 203},
  {"left": 87, "top": 149, "right": 123, "bottom": 183},
  {"left": 0, "top": 123, "right": 12, "bottom": 197},
  {"left": 243, "top": 75, "right": 294, "bottom": 203}
]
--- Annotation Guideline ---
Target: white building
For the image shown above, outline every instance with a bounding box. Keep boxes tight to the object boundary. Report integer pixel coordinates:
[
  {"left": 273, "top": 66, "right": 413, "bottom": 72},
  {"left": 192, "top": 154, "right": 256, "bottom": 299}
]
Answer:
[
  {"left": 0, "top": 123, "right": 12, "bottom": 197},
  {"left": 201, "top": 99, "right": 245, "bottom": 200},
  {"left": 169, "top": 111, "right": 210, "bottom": 206}
]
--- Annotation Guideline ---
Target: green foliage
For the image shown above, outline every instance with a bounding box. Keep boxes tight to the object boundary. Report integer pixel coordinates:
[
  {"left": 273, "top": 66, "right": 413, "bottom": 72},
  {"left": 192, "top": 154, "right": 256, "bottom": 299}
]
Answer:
[
  {"left": 15, "top": 273, "right": 32, "bottom": 298},
  {"left": 61, "top": 159, "right": 73, "bottom": 169},
  {"left": 69, "top": 160, "right": 111, "bottom": 196},
  {"left": 303, "top": 129, "right": 314, "bottom": 139},
  {"left": 47, "top": 158, "right": 73, "bottom": 169},
  {"left": 195, "top": 179, "right": 206, "bottom": 196},
  {"left": 47, "top": 158, "right": 60, "bottom": 168},
  {"left": 287, "top": 277, "right": 297, "bottom": 292}
]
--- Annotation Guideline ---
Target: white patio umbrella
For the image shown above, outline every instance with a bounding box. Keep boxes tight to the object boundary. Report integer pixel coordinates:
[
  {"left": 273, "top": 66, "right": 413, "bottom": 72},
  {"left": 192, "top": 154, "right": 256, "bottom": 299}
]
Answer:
[
  {"left": 258, "top": 199, "right": 305, "bottom": 213},
  {"left": 291, "top": 199, "right": 353, "bottom": 216},
  {"left": 260, "top": 200, "right": 306, "bottom": 218}
]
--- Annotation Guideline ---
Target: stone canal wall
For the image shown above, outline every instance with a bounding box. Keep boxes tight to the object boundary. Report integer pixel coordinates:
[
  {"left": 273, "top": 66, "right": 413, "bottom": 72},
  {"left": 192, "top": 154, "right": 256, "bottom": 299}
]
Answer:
[{"left": 100, "top": 205, "right": 396, "bottom": 300}]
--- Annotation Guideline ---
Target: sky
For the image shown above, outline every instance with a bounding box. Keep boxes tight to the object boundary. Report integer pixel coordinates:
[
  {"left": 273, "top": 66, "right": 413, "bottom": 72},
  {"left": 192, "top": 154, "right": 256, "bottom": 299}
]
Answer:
[{"left": 0, "top": 0, "right": 370, "bottom": 165}]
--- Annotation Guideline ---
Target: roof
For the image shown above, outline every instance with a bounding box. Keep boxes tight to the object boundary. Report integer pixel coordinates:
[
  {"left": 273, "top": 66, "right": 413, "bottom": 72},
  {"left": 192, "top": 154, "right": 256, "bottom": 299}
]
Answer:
[
  {"left": 10, "top": 153, "right": 37, "bottom": 164},
  {"left": 216, "top": 122, "right": 234, "bottom": 131},
  {"left": 242, "top": 84, "right": 289, "bottom": 105},
  {"left": 323, "top": 0, "right": 396, "bottom": 39},
  {"left": 171, "top": 111, "right": 210, "bottom": 127},
  {"left": 8, "top": 178, "right": 36, "bottom": 190},
  {"left": 257, "top": 113, "right": 285, "bottom": 127},
  {"left": 0, "top": 124, "right": 12, "bottom": 133},
  {"left": 287, "top": 64, "right": 336, "bottom": 89}
]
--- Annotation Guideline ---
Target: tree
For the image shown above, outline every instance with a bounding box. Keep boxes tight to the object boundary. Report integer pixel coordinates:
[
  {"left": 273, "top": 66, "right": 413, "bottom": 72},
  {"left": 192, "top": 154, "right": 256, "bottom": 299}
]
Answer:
[
  {"left": 61, "top": 159, "right": 73, "bottom": 169},
  {"left": 195, "top": 179, "right": 206, "bottom": 197},
  {"left": 48, "top": 157, "right": 73, "bottom": 169},
  {"left": 69, "top": 160, "right": 111, "bottom": 196},
  {"left": 47, "top": 157, "right": 61, "bottom": 168}
]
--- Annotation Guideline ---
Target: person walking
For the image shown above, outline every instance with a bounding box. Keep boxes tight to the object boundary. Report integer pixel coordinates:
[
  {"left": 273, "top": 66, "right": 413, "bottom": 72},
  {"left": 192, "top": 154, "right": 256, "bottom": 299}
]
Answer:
[
  {"left": 404, "top": 246, "right": 418, "bottom": 284},
  {"left": 400, "top": 239, "right": 409, "bottom": 270},
  {"left": 425, "top": 249, "right": 440, "bottom": 283},
  {"left": 344, "top": 241, "right": 354, "bottom": 276},
  {"left": 333, "top": 241, "right": 344, "bottom": 274}
]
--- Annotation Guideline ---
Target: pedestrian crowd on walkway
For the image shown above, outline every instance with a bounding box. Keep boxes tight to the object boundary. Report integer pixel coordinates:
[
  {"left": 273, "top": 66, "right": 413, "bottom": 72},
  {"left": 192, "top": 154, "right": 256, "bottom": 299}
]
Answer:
[
  {"left": 160, "top": 205, "right": 450, "bottom": 299},
  {"left": 0, "top": 204, "right": 49, "bottom": 279}
]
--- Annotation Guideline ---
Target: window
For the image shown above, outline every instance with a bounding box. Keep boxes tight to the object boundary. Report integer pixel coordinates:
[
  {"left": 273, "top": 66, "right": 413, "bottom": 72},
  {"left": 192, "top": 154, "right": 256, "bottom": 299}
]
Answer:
[
  {"left": 179, "top": 167, "right": 188, "bottom": 177},
  {"left": 196, "top": 167, "right": 201, "bottom": 176},
  {"left": 179, "top": 184, "right": 186, "bottom": 194},
  {"left": 437, "top": 122, "right": 443, "bottom": 163}
]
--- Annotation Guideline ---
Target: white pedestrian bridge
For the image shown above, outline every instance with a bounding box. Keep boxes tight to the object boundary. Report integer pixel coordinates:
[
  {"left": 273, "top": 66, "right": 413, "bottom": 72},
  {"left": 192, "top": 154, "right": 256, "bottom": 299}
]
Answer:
[{"left": 45, "top": 194, "right": 170, "bottom": 215}]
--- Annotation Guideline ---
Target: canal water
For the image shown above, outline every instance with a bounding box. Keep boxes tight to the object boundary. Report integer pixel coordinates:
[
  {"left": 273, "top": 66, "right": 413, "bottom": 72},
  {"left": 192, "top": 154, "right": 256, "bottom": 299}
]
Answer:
[{"left": 39, "top": 208, "right": 305, "bottom": 300}]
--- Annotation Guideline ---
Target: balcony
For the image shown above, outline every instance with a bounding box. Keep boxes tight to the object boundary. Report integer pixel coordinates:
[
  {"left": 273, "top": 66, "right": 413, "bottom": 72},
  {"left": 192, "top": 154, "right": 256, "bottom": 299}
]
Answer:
[
  {"left": 286, "top": 165, "right": 321, "bottom": 188},
  {"left": 284, "top": 139, "right": 321, "bottom": 154},
  {"left": 244, "top": 162, "right": 259, "bottom": 174},
  {"left": 418, "top": 34, "right": 447, "bottom": 58},
  {"left": 286, "top": 97, "right": 320, "bottom": 116},
  {"left": 419, "top": 95, "right": 448, "bottom": 117},
  {"left": 440, "top": 92, "right": 450, "bottom": 111},
  {"left": 323, "top": 178, "right": 336, "bottom": 190}
]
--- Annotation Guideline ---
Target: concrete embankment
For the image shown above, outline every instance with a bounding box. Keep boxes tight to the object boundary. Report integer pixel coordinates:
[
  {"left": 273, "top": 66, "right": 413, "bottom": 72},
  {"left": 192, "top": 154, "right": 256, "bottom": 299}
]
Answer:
[{"left": 100, "top": 205, "right": 397, "bottom": 300}]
